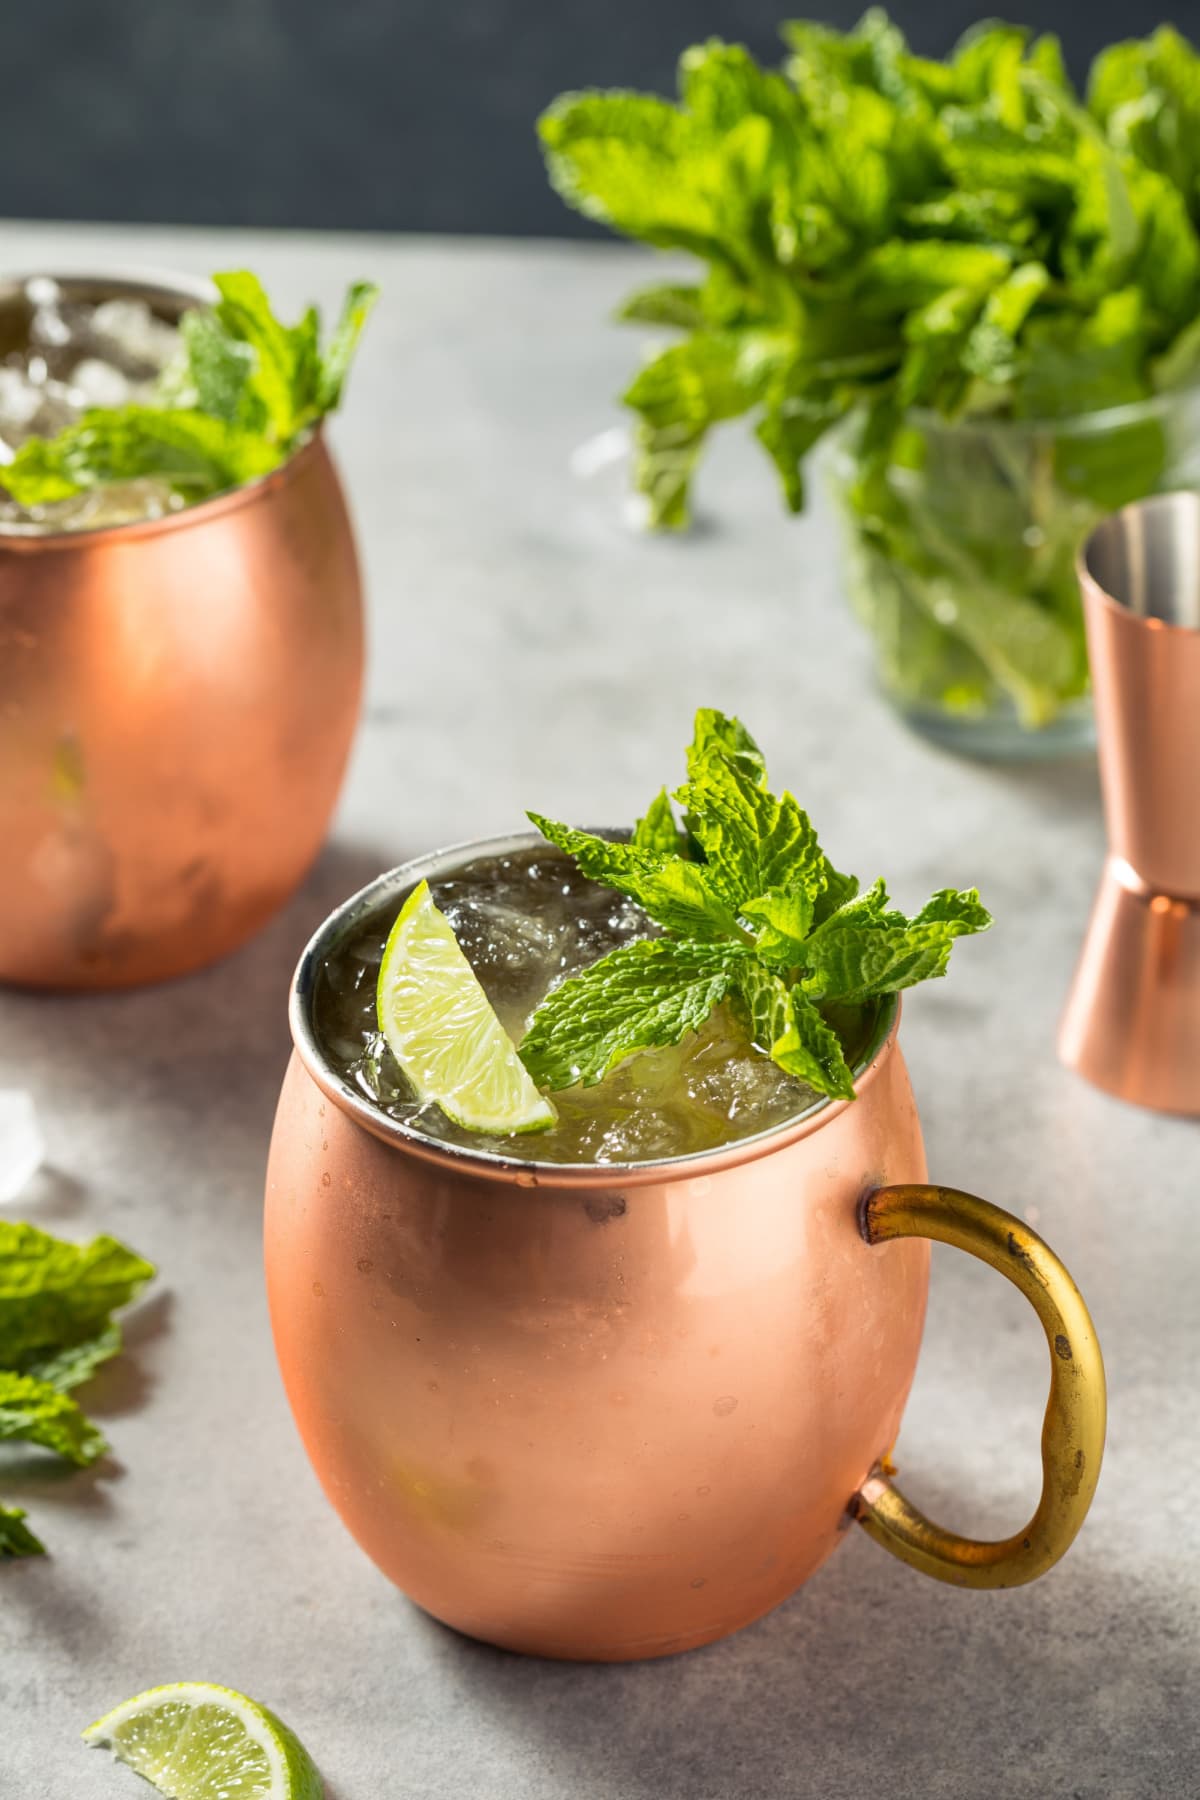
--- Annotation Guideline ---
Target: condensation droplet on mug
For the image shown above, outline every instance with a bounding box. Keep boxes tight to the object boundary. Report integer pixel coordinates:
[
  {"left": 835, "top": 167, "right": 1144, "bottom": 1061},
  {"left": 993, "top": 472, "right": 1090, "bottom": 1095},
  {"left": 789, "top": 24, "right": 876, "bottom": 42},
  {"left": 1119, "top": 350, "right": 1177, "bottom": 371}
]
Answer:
[
  {"left": 312, "top": 1281, "right": 325, "bottom": 1298},
  {"left": 690, "top": 1577, "right": 706, "bottom": 1590},
  {"left": 696, "top": 1484, "right": 711, "bottom": 1497},
  {"left": 321, "top": 1171, "right": 331, "bottom": 1188},
  {"left": 357, "top": 1257, "right": 373, "bottom": 1274},
  {"left": 713, "top": 1395, "right": 738, "bottom": 1417}
]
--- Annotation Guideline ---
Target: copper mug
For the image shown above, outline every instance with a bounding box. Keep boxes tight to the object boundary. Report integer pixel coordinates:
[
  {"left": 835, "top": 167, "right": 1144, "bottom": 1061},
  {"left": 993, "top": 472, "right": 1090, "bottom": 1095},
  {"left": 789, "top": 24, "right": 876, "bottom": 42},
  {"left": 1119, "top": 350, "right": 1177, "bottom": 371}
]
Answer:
[
  {"left": 265, "top": 835, "right": 1107, "bottom": 1662},
  {"left": 0, "top": 272, "right": 363, "bottom": 990}
]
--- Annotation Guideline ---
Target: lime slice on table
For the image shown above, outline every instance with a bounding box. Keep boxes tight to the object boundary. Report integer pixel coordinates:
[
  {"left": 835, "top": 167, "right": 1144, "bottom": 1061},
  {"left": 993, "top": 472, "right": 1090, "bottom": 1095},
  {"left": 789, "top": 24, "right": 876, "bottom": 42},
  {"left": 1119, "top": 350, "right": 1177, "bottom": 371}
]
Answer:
[
  {"left": 376, "top": 879, "right": 556, "bottom": 1136},
  {"left": 82, "top": 1682, "right": 322, "bottom": 1799}
]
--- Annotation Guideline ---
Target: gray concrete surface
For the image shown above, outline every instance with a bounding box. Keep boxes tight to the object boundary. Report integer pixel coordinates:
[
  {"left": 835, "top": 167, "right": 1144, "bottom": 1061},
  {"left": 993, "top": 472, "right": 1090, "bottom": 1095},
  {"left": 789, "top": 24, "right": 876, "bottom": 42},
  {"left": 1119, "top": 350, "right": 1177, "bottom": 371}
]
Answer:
[{"left": 1, "top": 225, "right": 1195, "bottom": 1800}]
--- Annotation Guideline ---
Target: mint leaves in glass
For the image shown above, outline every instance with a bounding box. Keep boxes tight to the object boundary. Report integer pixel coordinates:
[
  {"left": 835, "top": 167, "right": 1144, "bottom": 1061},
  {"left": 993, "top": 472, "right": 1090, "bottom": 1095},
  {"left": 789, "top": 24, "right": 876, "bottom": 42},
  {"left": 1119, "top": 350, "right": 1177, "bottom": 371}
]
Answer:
[
  {"left": 0, "top": 271, "right": 378, "bottom": 533},
  {"left": 538, "top": 18, "right": 1200, "bottom": 748},
  {"left": 317, "top": 709, "right": 989, "bottom": 1162}
]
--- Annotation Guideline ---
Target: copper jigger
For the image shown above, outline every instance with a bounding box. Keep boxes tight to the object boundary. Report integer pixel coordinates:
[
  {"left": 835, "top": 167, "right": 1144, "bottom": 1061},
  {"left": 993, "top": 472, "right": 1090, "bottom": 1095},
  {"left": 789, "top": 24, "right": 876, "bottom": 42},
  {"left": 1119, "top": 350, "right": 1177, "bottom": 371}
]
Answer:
[
  {"left": 0, "top": 272, "right": 363, "bottom": 990},
  {"left": 264, "top": 835, "right": 1106, "bottom": 1662},
  {"left": 1059, "top": 491, "right": 1200, "bottom": 1113}
]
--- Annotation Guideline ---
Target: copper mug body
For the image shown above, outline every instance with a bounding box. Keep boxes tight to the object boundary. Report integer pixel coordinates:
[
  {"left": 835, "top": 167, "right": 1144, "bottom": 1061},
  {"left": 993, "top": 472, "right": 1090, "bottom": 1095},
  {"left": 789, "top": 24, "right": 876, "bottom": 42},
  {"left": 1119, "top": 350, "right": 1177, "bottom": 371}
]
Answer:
[
  {"left": 265, "top": 837, "right": 1106, "bottom": 1662},
  {"left": 0, "top": 273, "right": 363, "bottom": 990}
]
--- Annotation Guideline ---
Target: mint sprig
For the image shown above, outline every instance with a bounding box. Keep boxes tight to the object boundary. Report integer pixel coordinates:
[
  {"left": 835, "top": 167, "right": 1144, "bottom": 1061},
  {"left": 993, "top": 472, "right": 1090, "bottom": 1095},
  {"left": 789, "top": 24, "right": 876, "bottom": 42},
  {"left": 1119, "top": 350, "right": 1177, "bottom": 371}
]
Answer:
[
  {"left": 539, "top": 20, "right": 1200, "bottom": 726},
  {"left": 0, "top": 1221, "right": 154, "bottom": 1560},
  {"left": 519, "top": 709, "right": 989, "bottom": 1101},
  {"left": 0, "top": 270, "right": 379, "bottom": 510},
  {"left": 539, "top": 21, "right": 1200, "bottom": 530}
]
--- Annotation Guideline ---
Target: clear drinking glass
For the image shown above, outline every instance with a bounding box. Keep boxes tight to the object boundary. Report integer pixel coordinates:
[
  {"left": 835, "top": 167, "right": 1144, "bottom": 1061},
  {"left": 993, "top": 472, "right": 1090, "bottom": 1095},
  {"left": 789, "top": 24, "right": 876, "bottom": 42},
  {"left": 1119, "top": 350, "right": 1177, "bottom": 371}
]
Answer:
[{"left": 825, "top": 385, "right": 1200, "bottom": 759}]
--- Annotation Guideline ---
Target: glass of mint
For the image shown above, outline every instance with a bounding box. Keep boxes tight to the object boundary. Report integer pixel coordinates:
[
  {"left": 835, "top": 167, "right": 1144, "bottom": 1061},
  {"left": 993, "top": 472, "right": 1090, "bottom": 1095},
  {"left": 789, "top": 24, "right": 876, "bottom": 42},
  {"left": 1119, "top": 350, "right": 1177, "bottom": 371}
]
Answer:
[
  {"left": 265, "top": 709, "right": 1106, "bottom": 1661},
  {"left": 538, "top": 17, "right": 1200, "bottom": 758},
  {"left": 0, "top": 268, "right": 377, "bottom": 988}
]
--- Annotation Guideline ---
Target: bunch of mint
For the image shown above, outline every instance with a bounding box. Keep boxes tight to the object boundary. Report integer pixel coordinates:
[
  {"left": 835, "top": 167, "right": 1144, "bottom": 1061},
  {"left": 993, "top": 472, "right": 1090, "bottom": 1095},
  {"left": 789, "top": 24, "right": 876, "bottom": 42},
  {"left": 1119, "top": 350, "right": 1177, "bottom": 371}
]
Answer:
[
  {"left": 519, "top": 709, "right": 989, "bottom": 1100},
  {"left": 0, "top": 272, "right": 378, "bottom": 509},
  {"left": 539, "top": 18, "right": 1200, "bottom": 724},
  {"left": 0, "top": 1221, "right": 154, "bottom": 1559}
]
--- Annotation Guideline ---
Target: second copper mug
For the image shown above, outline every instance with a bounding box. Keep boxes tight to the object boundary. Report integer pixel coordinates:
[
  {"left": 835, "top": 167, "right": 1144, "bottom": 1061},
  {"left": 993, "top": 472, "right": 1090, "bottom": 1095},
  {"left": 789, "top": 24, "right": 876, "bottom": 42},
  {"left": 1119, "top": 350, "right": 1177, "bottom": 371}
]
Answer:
[
  {"left": 265, "top": 836, "right": 1107, "bottom": 1662},
  {"left": 0, "top": 271, "right": 363, "bottom": 990}
]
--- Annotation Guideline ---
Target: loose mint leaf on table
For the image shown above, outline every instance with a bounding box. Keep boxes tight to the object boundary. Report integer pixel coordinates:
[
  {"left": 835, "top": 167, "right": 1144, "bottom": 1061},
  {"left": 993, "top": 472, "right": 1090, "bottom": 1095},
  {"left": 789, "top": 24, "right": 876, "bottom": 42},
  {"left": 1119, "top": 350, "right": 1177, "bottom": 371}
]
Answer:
[
  {"left": 0, "top": 1222, "right": 153, "bottom": 1562},
  {"left": 522, "top": 709, "right": 990, "bottom": 1100},
  {"left": 0, "top": 1503, "right": 44, "bottom": 1559},
  {"left": 25, "top": 1322, "right": 123, "bottom": 1394},
  {"left": 0, "top": 1371, "right": 108, "bottom": 1467},
  {"left": 0, "top": 1222, "right": 154, "bottom": 1370}
]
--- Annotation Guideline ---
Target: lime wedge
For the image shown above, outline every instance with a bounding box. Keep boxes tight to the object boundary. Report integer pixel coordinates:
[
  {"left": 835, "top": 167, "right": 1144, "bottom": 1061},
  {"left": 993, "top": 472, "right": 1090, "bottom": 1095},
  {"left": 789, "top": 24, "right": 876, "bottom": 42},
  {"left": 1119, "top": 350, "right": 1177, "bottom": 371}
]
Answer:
[
  {"left": 82, "top": 1683, "right": 322, "bottom": 1799},
  {"left": 376, "top": 879, "right": 556, "bottom": 1136}
]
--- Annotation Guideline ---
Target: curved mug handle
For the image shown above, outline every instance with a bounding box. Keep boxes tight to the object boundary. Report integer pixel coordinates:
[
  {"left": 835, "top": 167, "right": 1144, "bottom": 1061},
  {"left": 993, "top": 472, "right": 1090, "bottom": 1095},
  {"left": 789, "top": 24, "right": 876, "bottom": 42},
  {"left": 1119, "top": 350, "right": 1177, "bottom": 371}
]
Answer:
[{"left": 853, "top": 1184, "right": 1106, "bottom": 1588}]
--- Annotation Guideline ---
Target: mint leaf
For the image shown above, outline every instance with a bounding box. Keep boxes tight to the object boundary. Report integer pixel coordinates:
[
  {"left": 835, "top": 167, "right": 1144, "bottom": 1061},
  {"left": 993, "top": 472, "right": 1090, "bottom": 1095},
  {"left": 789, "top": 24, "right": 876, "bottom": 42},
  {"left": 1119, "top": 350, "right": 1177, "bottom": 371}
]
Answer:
[
  {"left": 523, "top": 709, "right": 988, "bottom": 1105},
  {"left": 802, "top": 885, "right": 993, "bottom": 1004},
  {"left": 318, "top": 281, "right": 381, "bottom": 412},
  {"left": 741, "top": 885, "right": 816, "bottom": 967},
  {"left": 179, "top": 309, "right": 263, "bottom": 429},
  {"left": 528, "top": 814, "right": 741, "bottom": 939},
  {"left": 0, "top": 1370, "right": 107, "bottom": 1467},
  {"left": 0, "top": 1504, "right": 44, "bottom": 1559},
  {"left": 686, "top": 707, "right": 766, "bottom": 784},
  {"left": 0, "top": 1222, "right": 154, "bottom": 1370},
  {"left": 677, "top": 752, "right": 830, "bottom": 909},
  {"left": 914, "top": 888, "right": 992, "bottom": 930},
  {"left": 212, "top": 271, "right": 301, "bottom": 440},
  {"left": 519, "top": 938, "right": 746, "bottom": 1090},
  {"left": 732, "top": 961, "right": 856, "bottom": 1099},
  {"left": 0, "top": 407, "right": 282, "bottom": 507},
  {"left": 623, "top": 332, "right": 782, "bottom": 526},
  {"left": 538, "top": 91, "right": 722, "bottom": 257},
  {"left": 632, "top": 789, "right": 686, "bottom": 855},
  {"left": 617, "top": 284, "right": 708, "bottom": 329},
  {"left": 25, "top": 1322, "right": 122, "bottom": 1393}
]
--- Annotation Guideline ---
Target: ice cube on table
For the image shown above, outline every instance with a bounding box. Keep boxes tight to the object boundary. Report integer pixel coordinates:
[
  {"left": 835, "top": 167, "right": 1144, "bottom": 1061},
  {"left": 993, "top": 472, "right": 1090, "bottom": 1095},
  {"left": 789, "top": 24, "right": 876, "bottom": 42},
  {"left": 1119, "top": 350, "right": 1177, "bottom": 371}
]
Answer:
[{"left": 0, "top": 1092, "right": 44, "bottom": 1203}]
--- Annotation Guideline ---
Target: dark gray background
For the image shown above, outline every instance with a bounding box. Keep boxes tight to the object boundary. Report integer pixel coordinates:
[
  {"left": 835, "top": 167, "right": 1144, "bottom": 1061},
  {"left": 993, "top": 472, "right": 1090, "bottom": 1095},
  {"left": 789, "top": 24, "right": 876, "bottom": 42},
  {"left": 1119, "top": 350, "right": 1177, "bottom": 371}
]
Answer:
[{"left": 6, "top": 2, "right": 1199, "bottom": 235}]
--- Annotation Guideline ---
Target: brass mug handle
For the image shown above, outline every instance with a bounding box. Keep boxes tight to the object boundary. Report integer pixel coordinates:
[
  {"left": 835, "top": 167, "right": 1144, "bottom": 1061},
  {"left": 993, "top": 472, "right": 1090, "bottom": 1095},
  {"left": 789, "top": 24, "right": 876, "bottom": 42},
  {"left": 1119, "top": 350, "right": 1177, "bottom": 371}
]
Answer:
[{"left": 853, "top": 1184, "right": 1107, "bottom": 1588}]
